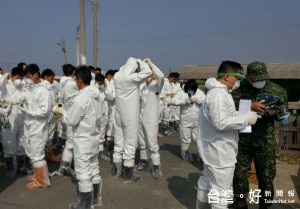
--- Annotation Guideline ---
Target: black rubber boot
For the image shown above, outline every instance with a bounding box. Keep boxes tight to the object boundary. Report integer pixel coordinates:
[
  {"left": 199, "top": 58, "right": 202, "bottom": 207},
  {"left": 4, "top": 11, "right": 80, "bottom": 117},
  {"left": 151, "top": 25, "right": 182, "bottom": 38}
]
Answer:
[
  {"left": 151, "top": 165, "right": 163, "bottom": 179},
  {"left": 122, "top": 166, "right": 141, "bottom": 184},
  {"left": 111, "top": 162, "right": 122, "bottom": 179},
  {"left": 5, "top": 157, "right": 15, "bottom": 178},
  {"left": 69, "top": 191, "right": 93, "bottom": 209},
  {"left": 93, "top": 183, "right": 103, "bottom": 207},
  {"left": 16, "top": 155, "right": 28, "bottom": 175}
]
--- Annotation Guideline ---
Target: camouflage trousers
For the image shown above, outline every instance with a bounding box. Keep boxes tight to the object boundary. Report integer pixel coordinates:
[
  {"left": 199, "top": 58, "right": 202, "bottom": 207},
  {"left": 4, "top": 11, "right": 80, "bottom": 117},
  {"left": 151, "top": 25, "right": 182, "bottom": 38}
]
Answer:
[{"left": 233, "top": 137, "right": 277, "bottom": 208}]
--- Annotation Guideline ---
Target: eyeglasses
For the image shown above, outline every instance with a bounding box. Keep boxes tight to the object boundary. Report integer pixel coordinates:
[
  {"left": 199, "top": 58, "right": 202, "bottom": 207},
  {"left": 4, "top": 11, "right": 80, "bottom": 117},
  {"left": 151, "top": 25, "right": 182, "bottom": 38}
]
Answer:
[{"left": 218, "top": 73, "right": 244, "bottom": 80}]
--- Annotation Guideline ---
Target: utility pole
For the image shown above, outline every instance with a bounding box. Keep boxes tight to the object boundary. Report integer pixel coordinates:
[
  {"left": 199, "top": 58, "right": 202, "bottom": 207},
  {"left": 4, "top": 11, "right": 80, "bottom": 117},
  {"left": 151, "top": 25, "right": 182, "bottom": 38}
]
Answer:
[
  {"left": 58, "top": 39, "right": 67, "bottom": 64},
  {"left": 93, "top": 0, "right": 98, "bottom": 67},
  {"left": 76, "top": 26, "right": 80, "bottom": 66},
  {"left": 80, "top": 0, "right": 86, "bottom": 65}
]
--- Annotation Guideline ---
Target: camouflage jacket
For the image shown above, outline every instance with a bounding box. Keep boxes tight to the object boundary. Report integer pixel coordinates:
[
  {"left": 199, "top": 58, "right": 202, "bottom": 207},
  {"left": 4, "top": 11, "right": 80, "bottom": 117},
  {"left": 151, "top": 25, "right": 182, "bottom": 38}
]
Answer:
[{"left": 232, "top": 80, "right": 288, "bottom": 146}]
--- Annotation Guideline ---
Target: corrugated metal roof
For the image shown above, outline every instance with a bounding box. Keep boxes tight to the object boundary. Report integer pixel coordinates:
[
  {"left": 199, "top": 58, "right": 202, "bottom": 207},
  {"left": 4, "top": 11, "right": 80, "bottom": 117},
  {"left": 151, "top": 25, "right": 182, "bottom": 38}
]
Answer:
[{"left": 178, "top": 62, "right": 300, "bottom": 80}]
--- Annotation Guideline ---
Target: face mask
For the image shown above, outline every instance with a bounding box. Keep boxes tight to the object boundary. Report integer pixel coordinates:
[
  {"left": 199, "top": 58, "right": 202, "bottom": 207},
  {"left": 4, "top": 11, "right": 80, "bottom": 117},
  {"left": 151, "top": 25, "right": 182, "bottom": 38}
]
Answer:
[
  {"left": 14, "top": 79, "right": 23, "bottom": 88},
  {"left": 252, "top": 80, "right": 266, "bottom": 89},
  {"left": 187, "top": 90, "right": 195, "bottom": 96},
  {"left": 0, "top": 74, "right": 3, "bottom": 79},
  {"left": 25, "top": 78, "right": 34, "bottom": 85},
  {"left": 232, "top": 80, "right": 240, "bottom": 91},
  {"left": 99, "top": 85, "right": 104, "bottom": 90}
]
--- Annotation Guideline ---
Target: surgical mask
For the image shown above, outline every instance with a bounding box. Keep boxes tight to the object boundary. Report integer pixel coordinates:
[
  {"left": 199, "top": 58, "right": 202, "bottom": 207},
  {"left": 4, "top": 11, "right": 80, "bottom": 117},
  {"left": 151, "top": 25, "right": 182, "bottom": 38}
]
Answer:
[
  {"left": 25, "top": 78, "right": 34, "bottom": 85},
  {"left": 91, "top": 73, "right": 95, "bottom": 80},
  {"left": 0, "top": 74, "right": 3, "bottom": 79},
  {"left": 187, "top": 90, "right": 195, "bottom": 96},
  {"left": 252, "top": 80, "right": 266, "bottom": 89},
  {"left": 14, "top": 79, "right": 23, "bottom": 88},
  {"left": 232, "top": 80, "right": 240, "bottom": 91}
]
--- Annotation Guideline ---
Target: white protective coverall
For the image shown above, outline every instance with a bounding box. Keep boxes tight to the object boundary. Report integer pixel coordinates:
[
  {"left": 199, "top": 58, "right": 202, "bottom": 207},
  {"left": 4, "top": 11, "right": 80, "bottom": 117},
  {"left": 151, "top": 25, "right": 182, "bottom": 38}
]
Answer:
[
  {"left": 160, "top": 78, "right": 173, "bottom": 122},
  {"left": 196, "top": 78, "right": 248, "bottom": 209},
  {"left": 138, "top": 64, "right": 164, "bottom": 166},
  {"left": 23, "top": 83, "right": 52, "bottom": 168},
  {"left": 63, "top": 86, "right": 101, "bottom": 193},
  {"left": 97, "top": 83, "right": 108, "bottom": 152},
  {"left": 1, "top": 79, "right": 26, "bottom": 157},
  {"left": 170, "top": 82, "right": 182, "bottom": 122},
  {"left": 171, "top": 88, "right": 205, "bottom": 159},
  {"left": 113, "top": 57, "right": 152, "bottom": 167},
  {"left": 59, "top": 76, "right": 79, "bottom": 163},
  {"left": 41, "top": 80, "right": 55, "bottom": 145},
  {"left": 104, "top": 79, "right": 115, "bottom": 141}
]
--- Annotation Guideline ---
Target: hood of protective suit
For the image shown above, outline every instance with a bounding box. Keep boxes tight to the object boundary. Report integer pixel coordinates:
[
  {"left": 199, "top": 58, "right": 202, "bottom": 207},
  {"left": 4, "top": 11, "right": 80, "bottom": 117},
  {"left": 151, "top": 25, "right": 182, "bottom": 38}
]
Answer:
[
  {"left": 41, "top": 80, "right": 52, "bottom": 91},
  {"left": 205, "top": 78, "right": 227, "bottom": 90},
  {"left": 118, "top": 57, "right": 138, "bottom": 77},
  {"left": 60, "top": 76, "right": 74, "bottom": 88},
  {"left": 84, "top": 85, "right": 99, "bottom": 99}
]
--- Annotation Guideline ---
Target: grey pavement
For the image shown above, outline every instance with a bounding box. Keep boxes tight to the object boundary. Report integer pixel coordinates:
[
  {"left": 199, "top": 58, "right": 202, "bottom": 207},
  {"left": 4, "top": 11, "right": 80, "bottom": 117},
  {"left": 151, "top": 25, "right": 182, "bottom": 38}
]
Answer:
[{"left": 0, "top": 133, "right": 299, "bottom": 209}]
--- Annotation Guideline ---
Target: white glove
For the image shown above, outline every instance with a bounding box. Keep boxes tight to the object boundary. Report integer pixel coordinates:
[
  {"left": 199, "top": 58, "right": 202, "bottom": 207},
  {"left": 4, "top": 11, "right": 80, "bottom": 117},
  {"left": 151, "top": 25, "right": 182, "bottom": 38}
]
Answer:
[
  {"left": 144, "top": 58, "right": 154, "bottom": 69},
  {"left": 246, "top": 111, "right": 262, "bottom": 125},
  {"left": 19, "top": 105, "right": 29, "bottom": 115},
  {"left": 53, "top": 105, "right": 66, "bottom": 115},
  {"left": 4, "top": 103, "right": 12, "bottom": 116},
  {"left": 185, "top": 98, "right": 190, "bottom": 104},
  {"left": 190, "top": 97, "right": 198, "bottom": 103}
]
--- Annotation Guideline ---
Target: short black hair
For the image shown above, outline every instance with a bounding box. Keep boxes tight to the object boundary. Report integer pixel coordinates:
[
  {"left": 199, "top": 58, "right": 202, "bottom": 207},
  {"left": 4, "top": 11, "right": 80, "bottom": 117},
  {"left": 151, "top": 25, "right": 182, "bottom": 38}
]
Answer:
[
  {"left": 168, "top": 72, "right": 177, "bottom": 78},
  {"left": 11, "top": 67, "right": 25, "bottom": 77},
  {"left": 88, "top": 65, "right": 95, "bottom": 71},
  {"left": 94, "top": 67, "right": 101, "bottom": 73},
  {"left": 75, "top": 66, "right": 91, "bottom": 85},
  {"left": 95, "top": 73, "right": 105, "bottom": 82},
  {"left": 41, "top": 68, "right": 55, "bottom": 79},
  {"left": 113, "top": 70, "right": 119, "bottom": 74},
  {"left": 62, "top": 64, "right": 76, "bottom": 76},
  {"left": 105, "top": 70, "right": 115, "bottom": 77},
  {"left": 174, "top": 72, "right": 180, "bottom": 78},
  {"left": 217, "top": 61, "right": 243, "bottom": 75},
  {"left": 17, "top": 62, "right": 26, "bottom": 68},
  {"left": 184, "top": 79, "right": 198, "bottom": 93},
  {"left": 25, "top": 64, "right": 40, "bottom": 77}
]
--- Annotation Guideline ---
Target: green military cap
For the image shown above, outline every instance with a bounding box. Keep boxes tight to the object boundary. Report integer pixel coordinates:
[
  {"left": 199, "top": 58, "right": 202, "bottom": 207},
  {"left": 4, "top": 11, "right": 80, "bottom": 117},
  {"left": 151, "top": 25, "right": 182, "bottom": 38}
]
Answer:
[{"left": 247, "top": 61, "right": 270, "bottom": 81}]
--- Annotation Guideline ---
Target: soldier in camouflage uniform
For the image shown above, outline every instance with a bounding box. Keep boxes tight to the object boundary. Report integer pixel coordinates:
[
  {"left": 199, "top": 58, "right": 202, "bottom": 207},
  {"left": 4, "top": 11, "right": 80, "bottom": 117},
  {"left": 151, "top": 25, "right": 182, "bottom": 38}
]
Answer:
[{"left": 230, "top": 62, "right": 288, "bottom": 209}]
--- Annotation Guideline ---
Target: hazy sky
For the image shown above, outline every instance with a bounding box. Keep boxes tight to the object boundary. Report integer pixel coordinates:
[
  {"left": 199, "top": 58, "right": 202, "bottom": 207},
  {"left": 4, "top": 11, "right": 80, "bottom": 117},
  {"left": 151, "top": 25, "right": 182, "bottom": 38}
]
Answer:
[{"left": 0, "top": 0, "right": 300, "bottom": 75}]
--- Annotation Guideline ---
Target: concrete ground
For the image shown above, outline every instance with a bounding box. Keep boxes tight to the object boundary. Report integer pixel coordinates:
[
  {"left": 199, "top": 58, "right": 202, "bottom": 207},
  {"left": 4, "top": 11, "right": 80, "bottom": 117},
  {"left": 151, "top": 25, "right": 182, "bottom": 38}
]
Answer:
[{"left": 0, "top": 133, "right": 299, "bottom": 209}]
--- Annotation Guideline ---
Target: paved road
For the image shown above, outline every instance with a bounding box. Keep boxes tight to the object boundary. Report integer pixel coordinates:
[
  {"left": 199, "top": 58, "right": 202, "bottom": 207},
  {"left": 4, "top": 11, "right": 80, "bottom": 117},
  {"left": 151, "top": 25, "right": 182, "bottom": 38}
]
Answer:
[{"left": 0, "top": 133, "right": 299, "bottom": 209}]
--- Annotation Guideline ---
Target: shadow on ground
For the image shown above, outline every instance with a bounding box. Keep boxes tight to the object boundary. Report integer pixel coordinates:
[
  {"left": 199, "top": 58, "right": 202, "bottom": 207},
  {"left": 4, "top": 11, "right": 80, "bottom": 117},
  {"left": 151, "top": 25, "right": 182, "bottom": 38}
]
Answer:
[{"left": 167, "top": 172, "right": 200, "bottom": 209}]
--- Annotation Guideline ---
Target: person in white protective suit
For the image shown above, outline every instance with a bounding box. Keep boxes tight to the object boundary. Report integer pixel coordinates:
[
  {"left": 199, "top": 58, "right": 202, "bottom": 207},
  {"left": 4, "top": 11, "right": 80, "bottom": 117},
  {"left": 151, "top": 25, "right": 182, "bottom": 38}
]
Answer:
[
  {"left": 171, "top": 79, "right": 205, "bottom": 163},
  {"left": 112, "top": 57, "right": 152, "bottom": 183},
  {"left": 0, "top": 67, "right": 29, "bottom": 178},
  {"left": 104, "top": 70, "right": 116, "bottom": 148},
  {"left": 170, "top": 73, "right": 181, "bottom": 131},
  {"left": 54, "top": 66, "right": 102, "bottom": 209},
  {"left": 159, "top": 73, "right": 177, "bottom": 134},
  {"left": 41, "top": 69, "right": 60, "bottom": 163},
  {"left": 55, "top": 64, "right": 79, "bottom": 176},
  {"left": 94, "top": 73, "right": 110, "bottom": 161},
  {"left": 19, "top": 64, "right": 52, "bottom": 189},
  {"left": 136, "top": 58, "right": 164, "bottom": 179},
  {"left": 196, "top": 61, "right": 261, "bottom": 209}
]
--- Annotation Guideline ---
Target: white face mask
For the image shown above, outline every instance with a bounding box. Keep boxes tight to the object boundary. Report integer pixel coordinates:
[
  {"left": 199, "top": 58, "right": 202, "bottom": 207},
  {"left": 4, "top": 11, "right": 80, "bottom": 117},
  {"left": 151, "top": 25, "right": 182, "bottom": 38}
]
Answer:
[
  {"left": 0, "top": 74, "right": 3, "bottom": 79},
  {"left": 99, "top": 85, "right": 104, "bottom": 90},
  {"left": 14, "top": 79, "right": 23, "bottom": 88},
  {"left": 252, "top": 80, "right": 266, "bottom": 89},
  {"left": 229, "top": 80, "right": 240, "bottom": 92},
  {"left": 91, "top": 73, "right": 95, "bottom": 80},
  {"left": 25, "top": 78, "right": 34, "bottom": 85}
]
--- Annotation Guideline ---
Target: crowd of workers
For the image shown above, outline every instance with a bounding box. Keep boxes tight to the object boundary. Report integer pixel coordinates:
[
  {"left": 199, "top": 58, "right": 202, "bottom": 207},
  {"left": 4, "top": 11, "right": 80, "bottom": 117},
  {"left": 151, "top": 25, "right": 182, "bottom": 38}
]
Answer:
[{"left": 0, "top": 58, "right": 288, "bottom": 209}]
